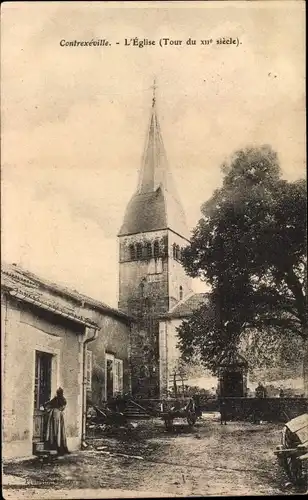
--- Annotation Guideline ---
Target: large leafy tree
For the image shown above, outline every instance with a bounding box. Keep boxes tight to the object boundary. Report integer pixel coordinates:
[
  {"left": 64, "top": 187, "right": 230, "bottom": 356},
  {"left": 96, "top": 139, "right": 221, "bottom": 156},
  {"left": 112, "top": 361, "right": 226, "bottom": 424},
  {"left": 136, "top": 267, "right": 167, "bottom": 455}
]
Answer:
[{"left": 178, "top": 146, "right": 307, "bottom": 391}]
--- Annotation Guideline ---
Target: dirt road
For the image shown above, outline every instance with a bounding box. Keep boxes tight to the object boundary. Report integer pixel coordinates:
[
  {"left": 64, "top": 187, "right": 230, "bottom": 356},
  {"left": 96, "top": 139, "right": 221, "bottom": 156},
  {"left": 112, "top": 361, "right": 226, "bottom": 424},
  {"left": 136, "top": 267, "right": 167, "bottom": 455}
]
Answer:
[{"left": 3, "top": 414, "right": 291, "bottom": 498}]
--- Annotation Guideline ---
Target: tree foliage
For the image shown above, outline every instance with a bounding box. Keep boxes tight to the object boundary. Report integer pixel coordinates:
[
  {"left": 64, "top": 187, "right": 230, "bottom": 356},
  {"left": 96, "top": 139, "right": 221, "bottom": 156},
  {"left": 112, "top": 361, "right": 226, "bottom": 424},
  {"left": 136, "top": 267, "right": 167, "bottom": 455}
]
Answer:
[{"left": 177, "top": 145, "right": 307, "bottom": 373}]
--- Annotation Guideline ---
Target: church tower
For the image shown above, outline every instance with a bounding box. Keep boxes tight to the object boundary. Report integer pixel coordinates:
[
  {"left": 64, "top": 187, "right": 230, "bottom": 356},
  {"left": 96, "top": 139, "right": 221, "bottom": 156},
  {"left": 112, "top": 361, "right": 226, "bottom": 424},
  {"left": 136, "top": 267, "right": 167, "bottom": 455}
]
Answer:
[{"left": 118, "top": 86, "right": 192, "bottom": 396}]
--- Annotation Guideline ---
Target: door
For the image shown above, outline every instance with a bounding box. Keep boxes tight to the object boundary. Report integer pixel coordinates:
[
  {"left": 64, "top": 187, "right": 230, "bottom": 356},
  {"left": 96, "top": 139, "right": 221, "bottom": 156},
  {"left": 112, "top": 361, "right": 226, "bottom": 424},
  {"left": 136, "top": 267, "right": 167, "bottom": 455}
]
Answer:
[
  {"left": 33, "top": 351, "right": 53, "bottom": 442},
  {"left": 222, "top": 371, "right": 244, "bottom": 397},
  {"left": 106, "top": 356, "right": 114, "bottom": 400}
]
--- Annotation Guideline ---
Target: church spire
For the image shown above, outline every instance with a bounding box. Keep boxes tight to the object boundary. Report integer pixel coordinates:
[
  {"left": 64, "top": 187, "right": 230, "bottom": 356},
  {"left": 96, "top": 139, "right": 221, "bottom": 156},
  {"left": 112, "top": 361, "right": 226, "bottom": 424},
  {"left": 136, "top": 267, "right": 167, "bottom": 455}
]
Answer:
[
  {"left": 137, "top": 79, "right": 171, "bottom": 195},
  {"left": 118, "top": 84, "right": 189, "bottom": 239}
]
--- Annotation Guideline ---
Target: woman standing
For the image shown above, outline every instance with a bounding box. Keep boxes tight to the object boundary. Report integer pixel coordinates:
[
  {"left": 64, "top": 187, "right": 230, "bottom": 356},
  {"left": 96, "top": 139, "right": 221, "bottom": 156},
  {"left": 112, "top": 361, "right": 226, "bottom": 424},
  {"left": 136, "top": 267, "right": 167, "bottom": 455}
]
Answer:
[{"left": 44, "top": 387, "right": 70, "bottom": 456}]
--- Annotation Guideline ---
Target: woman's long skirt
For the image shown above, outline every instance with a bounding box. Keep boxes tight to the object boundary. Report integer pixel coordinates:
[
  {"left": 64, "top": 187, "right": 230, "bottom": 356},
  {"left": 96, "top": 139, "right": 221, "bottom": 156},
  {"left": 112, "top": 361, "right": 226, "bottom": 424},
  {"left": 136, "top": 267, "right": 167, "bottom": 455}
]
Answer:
[{"left": 45, "top": 409, "right": 69, "bottom": 455}]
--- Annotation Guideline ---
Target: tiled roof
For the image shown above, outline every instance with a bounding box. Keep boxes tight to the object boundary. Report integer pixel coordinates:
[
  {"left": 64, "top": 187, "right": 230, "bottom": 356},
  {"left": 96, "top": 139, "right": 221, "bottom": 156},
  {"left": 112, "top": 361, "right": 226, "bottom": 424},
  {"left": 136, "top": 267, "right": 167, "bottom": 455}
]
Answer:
[
  {"left": 168, "top": 292, "right": 209, "bottom": 319},
  {"left": 1, "top": 262, "right": 132, "bottom": 323},
  {"left": 219, "top": 352, "right": 248, "bottom": 367}
]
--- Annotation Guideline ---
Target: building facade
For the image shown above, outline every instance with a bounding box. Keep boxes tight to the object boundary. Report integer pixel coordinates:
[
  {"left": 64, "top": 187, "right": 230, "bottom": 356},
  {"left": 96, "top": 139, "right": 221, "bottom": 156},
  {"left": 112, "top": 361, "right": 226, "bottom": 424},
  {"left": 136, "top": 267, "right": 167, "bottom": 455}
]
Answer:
[
  {"left": 81, "top": 306, "right": 132, "bottom": 406},
  {"left": 1, "top": 263, "right": 132, "bottom": 459},
  {"left": 1, "top": 264, "right": 98, "bottom": 459},
  {"left": 158, "top": 293, "right": 209, "bottom": 397}
]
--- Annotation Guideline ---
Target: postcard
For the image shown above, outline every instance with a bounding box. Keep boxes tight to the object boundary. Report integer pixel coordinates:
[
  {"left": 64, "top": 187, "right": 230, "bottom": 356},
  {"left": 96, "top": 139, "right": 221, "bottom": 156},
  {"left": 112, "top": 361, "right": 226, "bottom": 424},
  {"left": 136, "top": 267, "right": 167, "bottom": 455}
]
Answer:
[{"left": 1, "top": 1, "right": 306, "bottom": 498}]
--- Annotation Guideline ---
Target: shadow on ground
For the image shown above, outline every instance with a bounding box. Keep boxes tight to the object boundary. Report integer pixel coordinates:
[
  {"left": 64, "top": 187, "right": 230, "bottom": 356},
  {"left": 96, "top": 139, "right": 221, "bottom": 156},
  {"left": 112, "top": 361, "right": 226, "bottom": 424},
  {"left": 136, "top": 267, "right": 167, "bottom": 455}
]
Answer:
[{"left": 4, "top": 418, "right": 300, "bottom": 496}]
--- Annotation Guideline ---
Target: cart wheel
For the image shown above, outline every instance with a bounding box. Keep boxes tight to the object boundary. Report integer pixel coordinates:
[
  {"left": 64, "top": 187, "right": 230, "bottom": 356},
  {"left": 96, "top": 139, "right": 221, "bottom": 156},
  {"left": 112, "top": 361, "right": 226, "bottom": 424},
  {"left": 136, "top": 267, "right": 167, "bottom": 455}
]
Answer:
[
  {"left": 164, "top": 419, "right": 173, "bottom": 432},
  {"left": 281, "top": 426, "right": 306, "bottom": 489},
  {"left": 283, "top": 456, "right": 305, "bottom": 488},
  {"left": 187, "top": 413, "right": 197, "bottom": 427}
]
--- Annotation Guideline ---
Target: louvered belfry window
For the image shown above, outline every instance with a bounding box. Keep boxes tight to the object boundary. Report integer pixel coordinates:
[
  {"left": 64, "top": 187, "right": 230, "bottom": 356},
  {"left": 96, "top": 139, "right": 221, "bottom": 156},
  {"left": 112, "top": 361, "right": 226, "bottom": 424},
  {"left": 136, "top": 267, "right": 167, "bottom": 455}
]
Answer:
[
  {"left": 129, "top": 244, "right": 136, "bottom": 260},
  {"left": 146, "top": 242, "right": 152, "bottom": 258},
  {"left": 136, "top": 243, "right": 143, "bottom": 259}
]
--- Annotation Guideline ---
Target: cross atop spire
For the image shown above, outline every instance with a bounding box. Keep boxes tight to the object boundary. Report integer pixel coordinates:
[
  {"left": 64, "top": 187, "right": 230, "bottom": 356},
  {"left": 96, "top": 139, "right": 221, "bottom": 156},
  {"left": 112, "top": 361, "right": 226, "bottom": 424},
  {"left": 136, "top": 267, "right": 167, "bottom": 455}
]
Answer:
[{"left": 152, "top": 78, "right": 157, "bottom": 107}]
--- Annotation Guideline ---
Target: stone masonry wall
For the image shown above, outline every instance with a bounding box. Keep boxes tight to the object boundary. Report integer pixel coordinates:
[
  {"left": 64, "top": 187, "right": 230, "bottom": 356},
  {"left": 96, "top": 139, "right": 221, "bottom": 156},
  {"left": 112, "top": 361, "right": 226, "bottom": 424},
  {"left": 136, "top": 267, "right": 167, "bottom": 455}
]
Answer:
[
  {"left": 118, "top": 230, "right": 169, "bottom": 313},
  {"left": 118, "top": 229, "right": 192, "bottom": 397},
  {"left": 167, "top": 230, "right": 193, "bottom": 309}
]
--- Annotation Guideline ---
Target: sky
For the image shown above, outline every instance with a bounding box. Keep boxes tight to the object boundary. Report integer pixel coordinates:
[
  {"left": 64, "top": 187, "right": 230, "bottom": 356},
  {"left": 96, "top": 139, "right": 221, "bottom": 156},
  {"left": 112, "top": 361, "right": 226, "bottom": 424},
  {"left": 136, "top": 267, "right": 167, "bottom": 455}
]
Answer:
[{"left": 1, "top": 1, "right": 305, "bottom": 308}]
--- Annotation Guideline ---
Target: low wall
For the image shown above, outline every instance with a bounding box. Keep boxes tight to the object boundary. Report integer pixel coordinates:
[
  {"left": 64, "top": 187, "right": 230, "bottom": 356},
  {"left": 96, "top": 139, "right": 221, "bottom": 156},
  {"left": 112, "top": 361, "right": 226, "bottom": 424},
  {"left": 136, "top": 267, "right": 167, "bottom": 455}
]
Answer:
[
  {"left": 128, "top": 397, "right": 307, "bottom": 422},
  {"left": 201, "top": 397, "right": 308, "bottom": 422}
]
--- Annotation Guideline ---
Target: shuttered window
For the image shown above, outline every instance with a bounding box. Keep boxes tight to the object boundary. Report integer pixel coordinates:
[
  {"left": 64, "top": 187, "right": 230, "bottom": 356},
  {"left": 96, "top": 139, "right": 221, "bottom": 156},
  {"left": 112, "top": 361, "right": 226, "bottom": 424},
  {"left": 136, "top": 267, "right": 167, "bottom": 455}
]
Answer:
[{"left": 114, "top": 359, "right": 124, "bottom": 395}]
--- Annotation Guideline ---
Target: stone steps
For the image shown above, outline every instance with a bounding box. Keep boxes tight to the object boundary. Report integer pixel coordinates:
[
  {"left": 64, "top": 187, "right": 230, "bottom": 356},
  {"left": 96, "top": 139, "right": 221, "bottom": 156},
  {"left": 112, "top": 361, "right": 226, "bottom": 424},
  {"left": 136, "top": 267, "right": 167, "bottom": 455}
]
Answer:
[{"left": 123, "top": 403, "right": 153, "bottom": 419}]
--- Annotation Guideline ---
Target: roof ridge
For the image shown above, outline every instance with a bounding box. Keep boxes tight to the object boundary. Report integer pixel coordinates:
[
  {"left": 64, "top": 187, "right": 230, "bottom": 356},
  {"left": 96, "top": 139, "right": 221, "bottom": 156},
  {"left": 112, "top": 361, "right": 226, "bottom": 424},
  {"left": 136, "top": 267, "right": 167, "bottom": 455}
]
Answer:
[
  {"left": 168, "top": 291, "right": 197, "bottom": 314},
  {"left": 8, "top": 288, "right": 98, "bottom": 328},
  {"left": 1, "top": 263, "right": 132, "bottom": 322},
  {"left": 167, "top": 291, "right": 209, "bottom": 318}
]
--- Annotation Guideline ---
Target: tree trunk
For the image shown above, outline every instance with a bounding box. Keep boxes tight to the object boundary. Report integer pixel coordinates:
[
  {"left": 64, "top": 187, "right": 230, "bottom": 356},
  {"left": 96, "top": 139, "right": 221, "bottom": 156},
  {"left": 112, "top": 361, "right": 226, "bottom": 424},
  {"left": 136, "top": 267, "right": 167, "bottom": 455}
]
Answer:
[
  {"left": 303, "top": 336, "right": 308, "bottom": 398},
  {"left": 173, "top": 373, "right": 177, "bottom": 397}
]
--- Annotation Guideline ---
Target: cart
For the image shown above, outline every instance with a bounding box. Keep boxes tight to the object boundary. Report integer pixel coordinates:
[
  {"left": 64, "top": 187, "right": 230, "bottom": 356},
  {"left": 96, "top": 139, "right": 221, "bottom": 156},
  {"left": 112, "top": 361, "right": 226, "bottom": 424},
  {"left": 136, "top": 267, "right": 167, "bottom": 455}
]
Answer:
[
  {"left": 86, "top": 403, "right": 131, "bottom": 432},
  {"left": 86, "top": 396, "right": 154, "bottom": 434},
  {"left": 274, "top": 413, "right": 308, "bottom": 490},
  {"left": 160, "top": 398, "right": 198, "bottom": 431}
]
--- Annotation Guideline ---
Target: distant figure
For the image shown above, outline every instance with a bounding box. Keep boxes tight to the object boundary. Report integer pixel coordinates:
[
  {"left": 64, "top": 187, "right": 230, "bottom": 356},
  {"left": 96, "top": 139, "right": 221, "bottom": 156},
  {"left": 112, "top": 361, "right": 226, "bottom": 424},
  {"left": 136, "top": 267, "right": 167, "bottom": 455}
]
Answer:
[
  {"left": 255, "top": 382, "right": 267, "bottom": 398},
  {"left": 253, "top": 383, "right": 267, "bottom": 423},
  {"left": 279, "top": 388, "right": 285, "bottom": 398},
  {"left": 219, "top": 399, "right": 227, "bottom": 425},
  {"left": 193, "top": 394, "right": 202, "bottom": 419},
  {"left": 44, "top": 387, "right": 70, "bottom": 456}
]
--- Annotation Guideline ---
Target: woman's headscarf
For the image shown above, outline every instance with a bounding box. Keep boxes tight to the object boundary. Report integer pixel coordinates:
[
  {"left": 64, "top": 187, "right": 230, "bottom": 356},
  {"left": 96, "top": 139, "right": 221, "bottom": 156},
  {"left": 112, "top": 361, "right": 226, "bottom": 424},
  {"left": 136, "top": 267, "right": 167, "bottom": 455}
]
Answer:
[{"left": 56, "top": 387, "right": 66, "bottom": 407}]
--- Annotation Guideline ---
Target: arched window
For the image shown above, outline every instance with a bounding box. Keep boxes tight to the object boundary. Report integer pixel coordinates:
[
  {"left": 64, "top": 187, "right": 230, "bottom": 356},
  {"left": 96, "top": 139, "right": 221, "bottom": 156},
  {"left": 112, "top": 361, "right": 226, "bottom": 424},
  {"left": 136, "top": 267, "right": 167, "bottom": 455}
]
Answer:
[
  {"left": 136, "top": 243, "right": 143, "bottom": 259},
  {"left": 179, "top": 285, "right": 183, "bottom": 300},
  {"left": 153, "top": 241, "right": 160, "bottom": 258},
  {"left": 139, "top": 280, "right": 145, "bottom": 296},
  {"left": 129, "top": 244, "right": 136, "bottom": 260},
  {"left": 146, "top": 242, "right": 152, "bottom": 258},
  {"left": 175, "top": 245, "right": 180, "bottom": 261},
  {"left": 172, "top": 243, "right": 177, "bottom": 259}
]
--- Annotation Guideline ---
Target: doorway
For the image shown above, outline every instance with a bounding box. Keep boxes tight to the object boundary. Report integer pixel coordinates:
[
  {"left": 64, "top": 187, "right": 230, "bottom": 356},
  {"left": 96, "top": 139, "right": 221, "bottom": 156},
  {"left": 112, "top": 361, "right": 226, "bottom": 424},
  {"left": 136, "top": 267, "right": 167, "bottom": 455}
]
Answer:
[
  {"left": 33, "top": 351, "right": 53, "bottom": 444},
  {"left": 221, "top": 370, "right": 244, "bottom": 397},
  {"left": 105, "top": 354, "right": 124, "bottom": 400}
]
